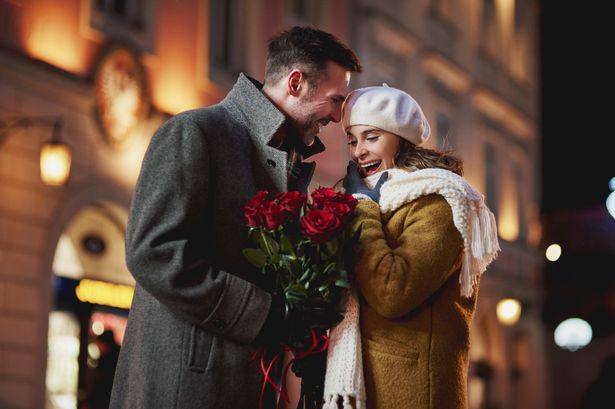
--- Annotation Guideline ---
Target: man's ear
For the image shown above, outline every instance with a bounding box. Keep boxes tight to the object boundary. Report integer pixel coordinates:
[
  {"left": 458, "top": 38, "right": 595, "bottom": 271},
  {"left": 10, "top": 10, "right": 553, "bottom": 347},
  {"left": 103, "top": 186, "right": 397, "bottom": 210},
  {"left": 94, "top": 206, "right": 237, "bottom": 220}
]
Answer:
[{"left": 287, "top": 69, "right": 304, "bottom": 97}]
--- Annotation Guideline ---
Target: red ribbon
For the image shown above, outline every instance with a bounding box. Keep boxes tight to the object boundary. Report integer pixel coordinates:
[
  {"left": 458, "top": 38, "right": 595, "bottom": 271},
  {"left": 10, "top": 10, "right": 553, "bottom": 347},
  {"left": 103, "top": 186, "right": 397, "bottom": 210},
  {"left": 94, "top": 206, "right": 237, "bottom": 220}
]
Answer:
[{"left": 252, "top": 329, "right": 329, "bottom": 409}]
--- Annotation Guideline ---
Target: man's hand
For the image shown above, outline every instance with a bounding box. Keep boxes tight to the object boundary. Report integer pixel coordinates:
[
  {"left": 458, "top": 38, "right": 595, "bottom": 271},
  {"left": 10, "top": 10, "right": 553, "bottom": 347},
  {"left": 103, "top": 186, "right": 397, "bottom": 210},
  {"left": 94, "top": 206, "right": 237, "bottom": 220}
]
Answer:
[
  {"left": 285, "top": 301, "right": 343, "bottom": 349},
  {"left": 343, "top": 161, "right": 388, "bottom": 203},
  {"left": 255, "top": 295, "right": 343, "bottom": 349}
]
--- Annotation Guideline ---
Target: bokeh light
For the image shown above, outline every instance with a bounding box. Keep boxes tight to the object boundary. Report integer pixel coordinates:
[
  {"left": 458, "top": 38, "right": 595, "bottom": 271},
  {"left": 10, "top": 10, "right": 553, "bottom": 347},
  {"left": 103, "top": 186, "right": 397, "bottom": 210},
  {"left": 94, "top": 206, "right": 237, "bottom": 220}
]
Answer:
[
  {"left": 545, "top": 244, "right": 562, "bottom": 262},
  {"left": 496, "top": 298, "right": 522, "bottom": 325},
  {"left": 554, "top": 318, "right": 592, "bottom": 351}
]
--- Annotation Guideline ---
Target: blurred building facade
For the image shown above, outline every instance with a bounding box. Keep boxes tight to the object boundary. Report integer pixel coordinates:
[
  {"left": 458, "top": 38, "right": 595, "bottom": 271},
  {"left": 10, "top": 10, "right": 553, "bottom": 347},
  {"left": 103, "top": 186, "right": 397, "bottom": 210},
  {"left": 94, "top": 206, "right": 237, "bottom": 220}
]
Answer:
[{"left": 0, "top": 1, "right": 545, "bottom": 408}]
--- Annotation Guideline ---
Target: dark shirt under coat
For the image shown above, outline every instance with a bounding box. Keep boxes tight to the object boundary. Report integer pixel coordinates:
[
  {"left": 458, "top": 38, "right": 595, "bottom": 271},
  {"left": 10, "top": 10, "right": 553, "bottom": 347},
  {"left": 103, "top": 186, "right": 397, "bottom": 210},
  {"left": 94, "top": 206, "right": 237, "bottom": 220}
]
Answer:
[{"left": 109, "top": 74, "right": 324, "bottom": 409}]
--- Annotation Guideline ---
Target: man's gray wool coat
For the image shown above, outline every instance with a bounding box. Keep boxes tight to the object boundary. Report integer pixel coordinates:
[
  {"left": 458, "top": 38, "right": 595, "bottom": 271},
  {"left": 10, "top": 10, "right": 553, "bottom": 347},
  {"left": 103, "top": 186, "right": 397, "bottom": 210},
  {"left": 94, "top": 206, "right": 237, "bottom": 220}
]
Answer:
[{"left": 109, "top": 74, "right": 324, "bottom": 409}]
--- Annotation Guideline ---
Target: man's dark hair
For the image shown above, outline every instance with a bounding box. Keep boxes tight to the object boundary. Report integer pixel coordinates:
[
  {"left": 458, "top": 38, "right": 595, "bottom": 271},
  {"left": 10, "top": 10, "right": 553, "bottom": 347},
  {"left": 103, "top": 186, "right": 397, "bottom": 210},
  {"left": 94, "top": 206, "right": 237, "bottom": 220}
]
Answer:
[{"left": 264, "top": 26, "right": 362, "bottom": 89}]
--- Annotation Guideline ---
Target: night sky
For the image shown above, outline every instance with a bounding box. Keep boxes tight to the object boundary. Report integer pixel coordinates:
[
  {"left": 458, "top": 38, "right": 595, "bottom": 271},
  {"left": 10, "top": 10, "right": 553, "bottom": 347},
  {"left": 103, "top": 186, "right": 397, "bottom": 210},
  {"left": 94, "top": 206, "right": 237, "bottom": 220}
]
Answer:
[
  {"left": 541, "top": 3, "right": 613, "bottom": 213},
  {"left": 540, "top": 3, "right": 615, "bottom": 336}
]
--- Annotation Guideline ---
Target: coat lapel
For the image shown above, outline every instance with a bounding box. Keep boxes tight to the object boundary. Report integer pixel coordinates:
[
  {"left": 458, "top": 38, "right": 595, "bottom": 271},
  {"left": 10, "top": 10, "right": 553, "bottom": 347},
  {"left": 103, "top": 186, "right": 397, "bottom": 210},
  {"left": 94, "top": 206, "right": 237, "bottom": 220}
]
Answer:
[{"left": 222, "top": 73, "right": 325, "bottom": 193}]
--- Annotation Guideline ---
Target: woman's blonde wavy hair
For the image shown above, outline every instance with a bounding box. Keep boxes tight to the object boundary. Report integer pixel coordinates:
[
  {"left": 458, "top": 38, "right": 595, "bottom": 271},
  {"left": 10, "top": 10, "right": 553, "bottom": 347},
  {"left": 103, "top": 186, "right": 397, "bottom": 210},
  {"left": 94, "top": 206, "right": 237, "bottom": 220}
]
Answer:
[{"left": 394, "top": 139, "right": 463, "bottom": 176}]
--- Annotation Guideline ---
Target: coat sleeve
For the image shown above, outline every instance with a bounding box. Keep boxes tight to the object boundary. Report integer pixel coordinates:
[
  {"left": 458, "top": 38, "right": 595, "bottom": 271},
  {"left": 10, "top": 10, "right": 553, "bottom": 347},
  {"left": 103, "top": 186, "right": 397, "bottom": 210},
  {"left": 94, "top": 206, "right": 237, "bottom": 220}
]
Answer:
[
  {"left": 125, "top": 114, "right": 270, "bottom": 344},
  {"left": 351, "top": 194, "right": 463, "bottom": 318}
]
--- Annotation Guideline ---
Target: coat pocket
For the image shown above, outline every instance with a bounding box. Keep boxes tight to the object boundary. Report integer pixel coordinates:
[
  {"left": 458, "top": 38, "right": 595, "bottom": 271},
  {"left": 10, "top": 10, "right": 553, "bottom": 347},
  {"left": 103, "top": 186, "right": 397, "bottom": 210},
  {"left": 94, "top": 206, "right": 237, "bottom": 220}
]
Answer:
[
  {"left": 188, "top": 325, "right": 214, "bottom": 373},
  {"left": 363, "top": 336, "right": 419, "bottom": 360},
  {"left": 363, "top": 337, "right": 424, "bottom": 408}
]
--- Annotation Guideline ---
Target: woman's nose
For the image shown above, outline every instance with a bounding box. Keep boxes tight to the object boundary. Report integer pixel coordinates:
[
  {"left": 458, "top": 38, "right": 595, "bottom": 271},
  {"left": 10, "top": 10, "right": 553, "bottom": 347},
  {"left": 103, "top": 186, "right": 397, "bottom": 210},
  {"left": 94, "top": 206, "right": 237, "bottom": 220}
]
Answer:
[{"left": 355, "top": 144, "right": 368, "bottom": 158}]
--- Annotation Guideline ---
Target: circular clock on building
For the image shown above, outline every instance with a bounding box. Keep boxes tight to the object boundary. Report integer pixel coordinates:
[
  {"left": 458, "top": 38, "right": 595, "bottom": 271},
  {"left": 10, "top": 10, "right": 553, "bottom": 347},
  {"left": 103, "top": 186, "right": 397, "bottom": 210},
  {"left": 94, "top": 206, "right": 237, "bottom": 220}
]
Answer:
[{"left": 94, "top": 44, "right": 148, "bottom": 149}]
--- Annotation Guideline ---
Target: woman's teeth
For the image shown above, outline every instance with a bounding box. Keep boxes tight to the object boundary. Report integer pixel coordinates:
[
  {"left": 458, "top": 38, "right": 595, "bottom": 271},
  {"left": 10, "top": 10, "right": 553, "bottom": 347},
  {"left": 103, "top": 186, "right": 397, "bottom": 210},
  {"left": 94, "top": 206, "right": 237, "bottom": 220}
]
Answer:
[{"left": 360, "top": 161, "right": 382, "bottom": 176}]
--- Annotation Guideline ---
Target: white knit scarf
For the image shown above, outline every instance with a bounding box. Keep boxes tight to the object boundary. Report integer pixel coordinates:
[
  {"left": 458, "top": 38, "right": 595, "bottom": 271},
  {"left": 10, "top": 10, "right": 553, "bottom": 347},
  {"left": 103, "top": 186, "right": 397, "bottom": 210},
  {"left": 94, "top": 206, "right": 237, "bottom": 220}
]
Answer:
[{"left": 323, "top": 167, "right": 500, "bottom": 408}]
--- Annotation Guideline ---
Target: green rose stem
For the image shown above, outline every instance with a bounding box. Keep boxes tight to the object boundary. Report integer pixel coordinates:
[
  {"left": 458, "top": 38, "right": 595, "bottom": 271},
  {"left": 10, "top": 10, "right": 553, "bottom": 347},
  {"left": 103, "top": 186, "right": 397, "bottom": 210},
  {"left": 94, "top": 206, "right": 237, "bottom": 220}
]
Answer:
[
  {"left": 260, "top": 229, "right": 273, "bottom": 259},
  {"left": 259, "top": 228, "right": 282, "bottom": 292}
]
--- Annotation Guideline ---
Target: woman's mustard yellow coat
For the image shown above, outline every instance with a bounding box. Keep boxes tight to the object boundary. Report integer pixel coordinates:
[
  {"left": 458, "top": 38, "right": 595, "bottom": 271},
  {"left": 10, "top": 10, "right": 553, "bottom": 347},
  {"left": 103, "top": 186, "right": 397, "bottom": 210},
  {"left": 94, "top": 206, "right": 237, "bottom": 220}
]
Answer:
[{"left": 351, "top": 194, "right": 475, "bottom": 409}]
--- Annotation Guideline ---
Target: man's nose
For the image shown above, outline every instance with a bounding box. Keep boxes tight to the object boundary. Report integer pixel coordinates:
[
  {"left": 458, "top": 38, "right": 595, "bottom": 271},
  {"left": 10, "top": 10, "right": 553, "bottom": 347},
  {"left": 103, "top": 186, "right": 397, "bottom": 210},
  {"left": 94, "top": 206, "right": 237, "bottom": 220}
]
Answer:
[{"left": 330, "top": 107, "right": 342, "bottom": 123}]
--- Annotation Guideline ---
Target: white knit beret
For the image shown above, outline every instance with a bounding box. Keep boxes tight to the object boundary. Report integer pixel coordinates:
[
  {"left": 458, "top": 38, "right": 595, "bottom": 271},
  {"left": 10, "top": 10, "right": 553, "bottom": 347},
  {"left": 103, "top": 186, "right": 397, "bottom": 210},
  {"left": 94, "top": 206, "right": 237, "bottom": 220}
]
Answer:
[{"left": 341, "top": 85, "right": 430, "bottom": 146}]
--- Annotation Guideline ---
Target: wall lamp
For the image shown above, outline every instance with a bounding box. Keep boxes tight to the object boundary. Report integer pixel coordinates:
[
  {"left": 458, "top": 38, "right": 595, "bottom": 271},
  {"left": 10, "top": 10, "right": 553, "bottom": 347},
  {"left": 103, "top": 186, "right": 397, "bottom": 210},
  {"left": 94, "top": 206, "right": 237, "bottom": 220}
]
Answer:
[
  {"left": 496, "top": 298, "right": 522, "bottom": 326},
  {"left": 0, "top": 117, "right": 72, "bottom": 186}
]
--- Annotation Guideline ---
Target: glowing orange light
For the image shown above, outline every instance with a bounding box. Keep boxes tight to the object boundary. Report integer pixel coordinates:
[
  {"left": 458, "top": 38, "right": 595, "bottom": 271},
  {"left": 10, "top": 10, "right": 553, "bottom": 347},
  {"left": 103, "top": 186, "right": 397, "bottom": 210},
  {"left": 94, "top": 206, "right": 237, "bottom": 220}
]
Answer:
[{"left": 23, "top": 2, "right": 86, "bottom": 73}]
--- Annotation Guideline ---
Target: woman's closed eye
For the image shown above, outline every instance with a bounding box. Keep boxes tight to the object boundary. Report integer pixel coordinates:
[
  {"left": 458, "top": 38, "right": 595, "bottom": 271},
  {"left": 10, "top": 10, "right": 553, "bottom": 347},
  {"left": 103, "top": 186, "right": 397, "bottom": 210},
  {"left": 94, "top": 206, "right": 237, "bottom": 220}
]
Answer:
[{"left": 347, "top": 136, "right": 379, "bottom": 146}]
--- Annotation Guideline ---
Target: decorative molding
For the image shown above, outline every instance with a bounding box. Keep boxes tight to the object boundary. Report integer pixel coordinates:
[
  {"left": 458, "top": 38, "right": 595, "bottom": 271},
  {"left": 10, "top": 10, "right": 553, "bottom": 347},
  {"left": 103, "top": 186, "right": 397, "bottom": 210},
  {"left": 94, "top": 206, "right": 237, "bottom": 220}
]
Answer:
[
  {"left": 422, "top": 52, "right": 472, "bottom": 94},
  {"left": 472, "top": 87, "right": 535, "bottom": 140},
  {"left": 369, "top": 16, "right": 418, "bottom": 58}
]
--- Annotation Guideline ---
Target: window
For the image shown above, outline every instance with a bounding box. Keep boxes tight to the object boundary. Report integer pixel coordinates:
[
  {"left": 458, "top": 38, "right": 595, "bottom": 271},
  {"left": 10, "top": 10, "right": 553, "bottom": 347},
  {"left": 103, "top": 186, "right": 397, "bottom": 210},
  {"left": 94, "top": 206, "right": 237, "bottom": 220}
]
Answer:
[
  {"left": 479, "top": 0, "right": 500, "bottom": 62},
  {"left": 88, "top": 0, "right": 156, "bottom": 52},
  {"left": 435, "top": 111, "right": 454, "bottom": 151},
  {"left": 429, "top": 0, "right": 460, "bottom": 31},
  {"left": 288, "top": 0, "right": 320, "bottom": 26},
  {"left": 95, "top": 0, "right": 143, "bottom": 28},
  {"left": 209, "top": 0, "right": 247, "bottom": 88},
  {"left": 514, "top": 164, "right": 527, "bottom": 243},
  {"left": 509, "top": 0, "right": 531, "bottom": 82},
  {"left": 484, "top": 142, "right": 498, "bottom": 217}
]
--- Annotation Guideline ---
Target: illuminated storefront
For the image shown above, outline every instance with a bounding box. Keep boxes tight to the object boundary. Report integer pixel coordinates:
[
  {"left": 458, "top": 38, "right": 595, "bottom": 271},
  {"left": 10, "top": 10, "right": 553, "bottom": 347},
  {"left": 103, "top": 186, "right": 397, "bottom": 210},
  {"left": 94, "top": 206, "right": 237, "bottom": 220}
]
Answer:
[{"left": 45, "top": 204, "right": 134, "bottom": 409}]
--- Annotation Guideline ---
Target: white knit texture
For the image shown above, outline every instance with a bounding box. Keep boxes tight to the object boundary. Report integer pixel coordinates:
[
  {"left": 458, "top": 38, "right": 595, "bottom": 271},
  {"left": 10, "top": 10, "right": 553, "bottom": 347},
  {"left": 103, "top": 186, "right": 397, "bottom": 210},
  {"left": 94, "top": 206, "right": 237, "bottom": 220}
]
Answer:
[
  {"left": 363, "top": 168, "right": 500, "bottom": 297},
  {"left": 323, "top": 289, "right": 366, "bottom": 409}
]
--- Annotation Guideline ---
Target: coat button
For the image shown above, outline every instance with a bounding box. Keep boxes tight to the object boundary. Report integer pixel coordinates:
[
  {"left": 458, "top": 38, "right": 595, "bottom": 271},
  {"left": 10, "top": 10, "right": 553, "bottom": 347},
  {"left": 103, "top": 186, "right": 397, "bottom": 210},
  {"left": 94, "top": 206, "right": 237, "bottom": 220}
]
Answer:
[{"left": 267, "top": 159, "right": 276, "bottom": 168}]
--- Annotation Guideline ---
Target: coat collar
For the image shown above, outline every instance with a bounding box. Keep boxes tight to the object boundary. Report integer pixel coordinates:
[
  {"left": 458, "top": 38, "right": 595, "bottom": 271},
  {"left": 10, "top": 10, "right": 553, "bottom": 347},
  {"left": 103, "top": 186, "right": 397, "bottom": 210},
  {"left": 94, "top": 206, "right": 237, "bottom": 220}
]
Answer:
[{"left": 222, "top": 73, "right": 325, "bottom": 158}]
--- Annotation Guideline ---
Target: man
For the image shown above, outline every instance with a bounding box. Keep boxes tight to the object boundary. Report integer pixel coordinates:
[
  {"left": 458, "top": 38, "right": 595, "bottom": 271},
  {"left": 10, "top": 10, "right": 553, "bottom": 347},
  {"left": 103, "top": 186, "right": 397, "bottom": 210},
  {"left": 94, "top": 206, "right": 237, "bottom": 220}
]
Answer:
[{"left": 109, "top": 26, "right": 361, "bottom": 409}]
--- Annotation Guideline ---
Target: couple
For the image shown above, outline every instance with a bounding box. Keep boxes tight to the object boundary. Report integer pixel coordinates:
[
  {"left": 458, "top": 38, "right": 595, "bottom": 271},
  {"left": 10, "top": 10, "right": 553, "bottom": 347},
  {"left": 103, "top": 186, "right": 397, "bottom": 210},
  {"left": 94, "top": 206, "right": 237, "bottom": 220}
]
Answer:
[{"left": 109, "top": 26, "right": 499, "bottom": 409}]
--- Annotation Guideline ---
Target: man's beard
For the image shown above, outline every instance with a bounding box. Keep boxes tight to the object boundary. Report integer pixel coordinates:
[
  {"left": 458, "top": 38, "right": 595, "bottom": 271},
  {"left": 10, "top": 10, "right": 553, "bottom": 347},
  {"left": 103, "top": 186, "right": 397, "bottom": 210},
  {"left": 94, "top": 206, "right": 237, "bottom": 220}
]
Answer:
[{"left": 297, "top": 113, "right": 320, "bottom": 146}]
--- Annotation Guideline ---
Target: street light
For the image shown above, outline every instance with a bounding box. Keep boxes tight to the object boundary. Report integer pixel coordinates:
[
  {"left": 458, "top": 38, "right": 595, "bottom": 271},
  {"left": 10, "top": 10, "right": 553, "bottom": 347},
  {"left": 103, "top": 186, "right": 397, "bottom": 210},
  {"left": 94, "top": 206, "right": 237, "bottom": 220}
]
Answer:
[
  {"left": 0, "top": 117, "right": 72, "bottom": 186},
  {"left": 496, "top": 298, "right": 522, "bottom": 326}
]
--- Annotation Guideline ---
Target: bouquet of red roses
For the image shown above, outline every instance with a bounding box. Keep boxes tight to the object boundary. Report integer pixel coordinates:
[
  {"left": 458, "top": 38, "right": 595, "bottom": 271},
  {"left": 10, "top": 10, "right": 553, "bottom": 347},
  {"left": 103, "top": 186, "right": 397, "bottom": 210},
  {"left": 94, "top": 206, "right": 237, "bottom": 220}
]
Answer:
[
  {"left": 243, "top": 187, "right": 358, "bottom": 308},
  {"left": 242, "top": 187, "right": 359, "bottom": 408}
]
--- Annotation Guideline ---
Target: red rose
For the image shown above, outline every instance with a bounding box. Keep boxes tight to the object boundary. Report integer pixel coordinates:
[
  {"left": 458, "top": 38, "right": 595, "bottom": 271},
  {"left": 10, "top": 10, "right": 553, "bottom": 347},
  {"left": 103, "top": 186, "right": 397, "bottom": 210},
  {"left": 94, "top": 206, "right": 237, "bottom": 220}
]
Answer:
[
  {"left": 332, "top": 192, "right": 358, "bottom": 211},
  {"left": 310, "top": 187, "right": 338, "bottom": 208},
  {"left": 323, "top": 201, "right": 353, "bottom": 220},
  {"left": 276, "top": 191, "right": 307, "bottom": 216},
  {"left": 243, "top": 191, "right": 269, "bottom": 227},
  {"left": 262, "top": 200, "right": 288, "bottom": 230},
  {"left": 300, "top": 208, "right": 342, "bottom": 243}
]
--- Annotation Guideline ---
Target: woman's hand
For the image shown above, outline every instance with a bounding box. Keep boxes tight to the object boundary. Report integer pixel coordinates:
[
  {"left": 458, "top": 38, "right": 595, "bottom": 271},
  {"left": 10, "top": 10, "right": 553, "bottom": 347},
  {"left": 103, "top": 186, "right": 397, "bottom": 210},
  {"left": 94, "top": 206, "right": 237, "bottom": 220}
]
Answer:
[{"left": 343, "top": 161, "right": 388, "bottom": 203}]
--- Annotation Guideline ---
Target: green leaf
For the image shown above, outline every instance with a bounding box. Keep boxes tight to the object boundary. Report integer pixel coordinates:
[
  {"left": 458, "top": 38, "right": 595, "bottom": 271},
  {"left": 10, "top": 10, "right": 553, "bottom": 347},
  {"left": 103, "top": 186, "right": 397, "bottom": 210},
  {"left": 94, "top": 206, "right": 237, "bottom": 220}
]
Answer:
[
  {"left": 285, "top": 284, "right": 308, "bottom": 301},
  {"left": 268, "top": 235, "right": 280, "bottom": 253},
  {"left": 281, "top": 255, "right": 301, "bottom": 276},
  {"left": 299, "top": 268, "right": 312, "bottom": 282},
  {"left": 280, "top": 234, "right": 295, "bottom": 255},
  {"left": 270, "top": 254, "right": 281, "bottom": 266},
  {"left": 242, "top": 248, "right": 266, "bottom": 268},
  {"left": 335, "top": 279, "right": 350, "bottom": 288},
  {"left": 286, "top": 293, "right": 304, "bottom": 302},
  {"left": 323, "top": 262, "right": 337, "bottom": 275},
  {"left": 325, "top": 239, "right": 339, "bottom": 256}
]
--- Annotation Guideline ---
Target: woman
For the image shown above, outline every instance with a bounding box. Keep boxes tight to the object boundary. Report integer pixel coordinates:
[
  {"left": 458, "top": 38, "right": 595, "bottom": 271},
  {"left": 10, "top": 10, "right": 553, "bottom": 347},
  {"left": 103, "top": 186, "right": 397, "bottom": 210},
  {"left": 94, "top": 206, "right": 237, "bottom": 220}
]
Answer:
[{"left": 323, "top": 85, "right": 500, "bottom": 409}]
